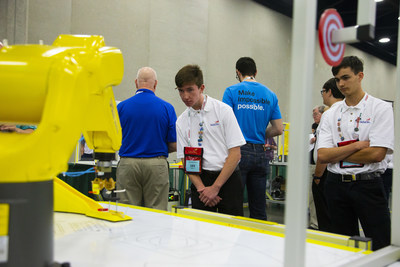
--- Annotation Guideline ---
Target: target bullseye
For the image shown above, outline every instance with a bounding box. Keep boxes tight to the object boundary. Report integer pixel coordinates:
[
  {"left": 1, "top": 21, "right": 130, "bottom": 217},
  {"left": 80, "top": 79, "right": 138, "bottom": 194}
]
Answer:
[{"left": 318, "top": 9, "right": 345, "bottom": 66}]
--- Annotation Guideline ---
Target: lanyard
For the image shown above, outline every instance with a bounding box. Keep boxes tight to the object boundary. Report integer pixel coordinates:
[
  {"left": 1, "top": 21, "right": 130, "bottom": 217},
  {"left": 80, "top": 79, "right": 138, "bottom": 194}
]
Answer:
[
  {"left": 337, "top": 94, "right": 368, "bottom": 141},
  {"left": 187, "top": 95, "right": 207, "bottom": 147}
]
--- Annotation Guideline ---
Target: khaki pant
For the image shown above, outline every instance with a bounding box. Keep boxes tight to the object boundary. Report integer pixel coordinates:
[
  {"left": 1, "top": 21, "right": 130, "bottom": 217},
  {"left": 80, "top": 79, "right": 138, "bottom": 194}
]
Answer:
[
  {"left": 116, "top": 157, "right": 169, "bottom": 211},
  {"left": 309, "top": 165, "right": 318, "bottom": 229}
]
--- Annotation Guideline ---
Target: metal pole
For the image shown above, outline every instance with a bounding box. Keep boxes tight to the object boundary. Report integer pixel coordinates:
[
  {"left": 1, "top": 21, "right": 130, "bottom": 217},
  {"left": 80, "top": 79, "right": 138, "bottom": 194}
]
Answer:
[
  {"left": 391, "top": 3, "right": 400, "bottom": 247},
  {"left": 283, "top": 0, "right": 317, "bottom": 266}
]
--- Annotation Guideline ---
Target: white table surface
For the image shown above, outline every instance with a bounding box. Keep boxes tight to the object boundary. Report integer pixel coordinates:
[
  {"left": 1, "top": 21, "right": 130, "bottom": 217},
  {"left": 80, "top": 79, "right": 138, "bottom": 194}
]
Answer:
[{"left": 54, "top": 204, "right": 368, "bottom": 267}]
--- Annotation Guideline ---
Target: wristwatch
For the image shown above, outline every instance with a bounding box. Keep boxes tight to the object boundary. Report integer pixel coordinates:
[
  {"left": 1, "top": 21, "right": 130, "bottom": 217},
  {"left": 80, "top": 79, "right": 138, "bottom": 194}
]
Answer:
[{"left": 313, "top": 175, "right": 321, "bottom": 180}]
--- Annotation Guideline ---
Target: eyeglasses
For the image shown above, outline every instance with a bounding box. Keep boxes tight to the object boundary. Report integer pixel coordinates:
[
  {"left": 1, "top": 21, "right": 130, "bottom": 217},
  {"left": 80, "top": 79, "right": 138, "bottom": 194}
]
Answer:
[{"left": 320, "top": 89, "right": 326, "bottom": 95}]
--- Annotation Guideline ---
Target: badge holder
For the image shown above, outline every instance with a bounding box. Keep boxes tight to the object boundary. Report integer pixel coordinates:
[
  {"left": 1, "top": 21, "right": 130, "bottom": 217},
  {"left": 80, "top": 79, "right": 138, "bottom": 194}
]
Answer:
[
  {"left": 337, "top": 139, "right": 364, "bottom": 168},
  {"left": 184, "top": 147, "right": 203, "bottom": 174}
]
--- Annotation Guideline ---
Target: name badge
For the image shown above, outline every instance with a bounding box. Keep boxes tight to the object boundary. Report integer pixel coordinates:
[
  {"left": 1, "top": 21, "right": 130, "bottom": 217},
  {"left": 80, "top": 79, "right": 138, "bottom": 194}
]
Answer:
[
  {"left": 337, "top": 139, "right": 364, "bottom": 168},
  {"left": 184, "top": 147, "right": 203, "bottom": 174}
]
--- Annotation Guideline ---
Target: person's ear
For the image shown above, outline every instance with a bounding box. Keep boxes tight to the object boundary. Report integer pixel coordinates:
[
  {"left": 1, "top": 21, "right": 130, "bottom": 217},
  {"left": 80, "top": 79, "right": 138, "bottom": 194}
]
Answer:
[
  {"left": 200, "top": 84, "right": 205, "bottom": 93},
  {"left": 357, "top": 71, "right": 364, "bottom": 81},
  {"left": 135, "top": 79, "right": 138, "bottom": 89},
  {"left": 236, "top": 70, "right": 241, "bottom": 82}
]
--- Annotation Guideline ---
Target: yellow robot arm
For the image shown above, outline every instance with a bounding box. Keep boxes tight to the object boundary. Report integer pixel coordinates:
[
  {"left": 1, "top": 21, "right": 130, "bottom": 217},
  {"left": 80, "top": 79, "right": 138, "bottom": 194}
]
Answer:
[
  {"left": 0, "top": 34, "right": 123, "bottom": 182},
  {"left": 0, "top": 35, "right": 127, "bottom": 266}
]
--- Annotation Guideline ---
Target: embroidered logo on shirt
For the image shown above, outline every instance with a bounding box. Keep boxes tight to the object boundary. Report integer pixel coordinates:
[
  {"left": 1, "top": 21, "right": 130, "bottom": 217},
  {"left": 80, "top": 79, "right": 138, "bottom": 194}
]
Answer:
[
  {"left": 360, "top": 118, "right": 371, "bottom": 124},
  {"left": 210, "top": 121, "right": 220, "bottom": 126}
]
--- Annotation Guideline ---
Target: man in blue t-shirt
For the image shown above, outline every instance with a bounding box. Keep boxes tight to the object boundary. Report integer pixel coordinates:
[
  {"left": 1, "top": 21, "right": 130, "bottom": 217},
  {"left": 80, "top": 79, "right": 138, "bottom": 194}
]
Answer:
[
  {"left": 116, "top": 67, "right": 177, "bottom": 211},
  {"left": 223, "top": 57, "right": 283, "bottom": 220}
]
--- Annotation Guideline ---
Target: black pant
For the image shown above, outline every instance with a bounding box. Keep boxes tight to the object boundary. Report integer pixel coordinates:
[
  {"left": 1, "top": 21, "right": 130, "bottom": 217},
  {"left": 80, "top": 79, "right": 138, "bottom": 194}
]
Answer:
[
  {"left": 311, "top": 170, "right": 332, "bottom": 232},
  {"left": 191, "top": 169, "right": 244, "bottom": 216},
  {"left": 381, "top": 168, "right": 393, "bottom": 199},
  {"left": 325, "top": 171, "right": 391, "bottom": 250}
]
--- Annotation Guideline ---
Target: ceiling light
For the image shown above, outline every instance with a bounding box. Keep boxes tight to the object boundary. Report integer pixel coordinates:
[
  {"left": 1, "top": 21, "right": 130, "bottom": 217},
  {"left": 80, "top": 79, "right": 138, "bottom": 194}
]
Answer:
[
  {"left": 379, "top": 37, "right": 390, "bottom": 43},
  {"left": 375, "top": 0, "right": 384, "bottom": 2}
]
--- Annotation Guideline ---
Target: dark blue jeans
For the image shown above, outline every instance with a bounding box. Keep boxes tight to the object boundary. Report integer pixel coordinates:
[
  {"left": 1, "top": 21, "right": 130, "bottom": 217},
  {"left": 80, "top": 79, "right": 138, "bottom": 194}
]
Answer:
[{"left": 240, "top": 143, "right": 269, "bottom": 220}]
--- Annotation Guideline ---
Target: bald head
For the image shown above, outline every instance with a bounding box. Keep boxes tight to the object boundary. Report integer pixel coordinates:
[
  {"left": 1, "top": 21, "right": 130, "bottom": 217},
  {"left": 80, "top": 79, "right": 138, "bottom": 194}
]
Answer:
[{"left": 135, "top": 67, "right": 157, "bottom": 91}]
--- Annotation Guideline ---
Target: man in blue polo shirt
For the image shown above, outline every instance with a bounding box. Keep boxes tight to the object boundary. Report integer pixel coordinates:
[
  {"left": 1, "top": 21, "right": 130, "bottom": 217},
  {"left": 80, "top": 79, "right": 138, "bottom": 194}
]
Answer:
[
  {"left": 116, "top": 67, "right": 177, "bottom": 211},
  {"left": 223, "top": 57, "right": 283, "bottom": 220}
]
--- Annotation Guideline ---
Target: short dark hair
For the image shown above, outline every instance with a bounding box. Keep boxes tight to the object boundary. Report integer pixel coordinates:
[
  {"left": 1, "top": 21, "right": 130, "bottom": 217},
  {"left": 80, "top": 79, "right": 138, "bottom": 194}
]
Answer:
[
  {"left": 323, "top": 78, "right": 344, "bottom": 99},
  {"left": 331, "top": 56, "right": 364, "bottom": 76},
  {"left": 236, "top": 57, "right": 257, "bottom": 76},
  {"left": 175, "top": 64, "right": 204, "bottom": 88}
]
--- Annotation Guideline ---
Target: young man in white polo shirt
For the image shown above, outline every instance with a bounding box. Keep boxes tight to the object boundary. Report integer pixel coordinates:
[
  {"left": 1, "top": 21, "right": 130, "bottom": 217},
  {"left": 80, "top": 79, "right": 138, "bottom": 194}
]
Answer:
[
  {"left": 317, "top": 56, "right": 393, "bottom": 250},
  {"left": 312, "top": 78, "right": 344, "bottom": 232},
  {"left": 175, "top": 64, "right": 246, "bottom": 216}
]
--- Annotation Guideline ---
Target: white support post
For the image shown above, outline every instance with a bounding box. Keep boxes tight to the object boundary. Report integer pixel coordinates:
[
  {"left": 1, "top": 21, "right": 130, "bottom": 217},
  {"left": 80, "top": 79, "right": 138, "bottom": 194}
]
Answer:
[
  {"left": 283, "top": 0, "right": 316, "bottom": 267},
  {"left": 357, "top": 0, "right": 376, "bottom": 26},
  {"left": 333, "top": 0, "right": 376, "bottom": 43},
  {"left": 332, "top": 26, "right": 358, "bottom": 44},
  {"left": 391, "top": 3, "right": 400, "bottom": 248}
]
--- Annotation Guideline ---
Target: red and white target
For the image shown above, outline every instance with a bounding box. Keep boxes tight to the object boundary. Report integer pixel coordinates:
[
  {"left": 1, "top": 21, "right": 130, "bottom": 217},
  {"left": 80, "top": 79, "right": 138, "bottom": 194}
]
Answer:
[{"left": 318, "top": 9, "right": 345, "bottom": 66}]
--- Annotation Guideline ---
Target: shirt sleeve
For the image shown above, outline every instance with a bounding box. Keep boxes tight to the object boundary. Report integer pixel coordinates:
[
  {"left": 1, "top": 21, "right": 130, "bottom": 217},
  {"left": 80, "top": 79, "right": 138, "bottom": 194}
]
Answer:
[
  {"left": 176, "top": 118, "right": 187, "bottom": 159},
  {"left": 222, "top": 106, "right": 246, "bottom": 149},
  {"left": 222, "top": 88, "right": 234, "bottom": 108},
  {"left": 316, "top": 111, "right": 335, "bottom": 150},
  {"left": 166, "top": 104, "right": 177, "bottom": 143},
  {"left": 369, "top": 101, "right": 394, "bottom": 152},
  {"left": 271, "top": 94, "right": 282, "bottom": 121}
]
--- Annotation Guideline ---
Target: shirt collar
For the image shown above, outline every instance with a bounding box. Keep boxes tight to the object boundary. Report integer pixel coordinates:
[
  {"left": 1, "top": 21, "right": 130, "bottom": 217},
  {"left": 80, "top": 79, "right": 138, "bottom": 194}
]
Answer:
[
  {"left": 203, "top": 95, "right": 211, "bottom": 112},
  {"left": 188, "top": 107, "right": 200, "bottom": 116},
  {"left": 188, "top": 94, "right": 209, "bottom": 115},
  {"left": 331, "top": 101, "right": 343, "bottom": 108},
  {"left": 136, "top": 88, "right": 154, "bottom": 95},
  {"left": 341, "top": 93, "right": 368, "bottom": 111}
]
